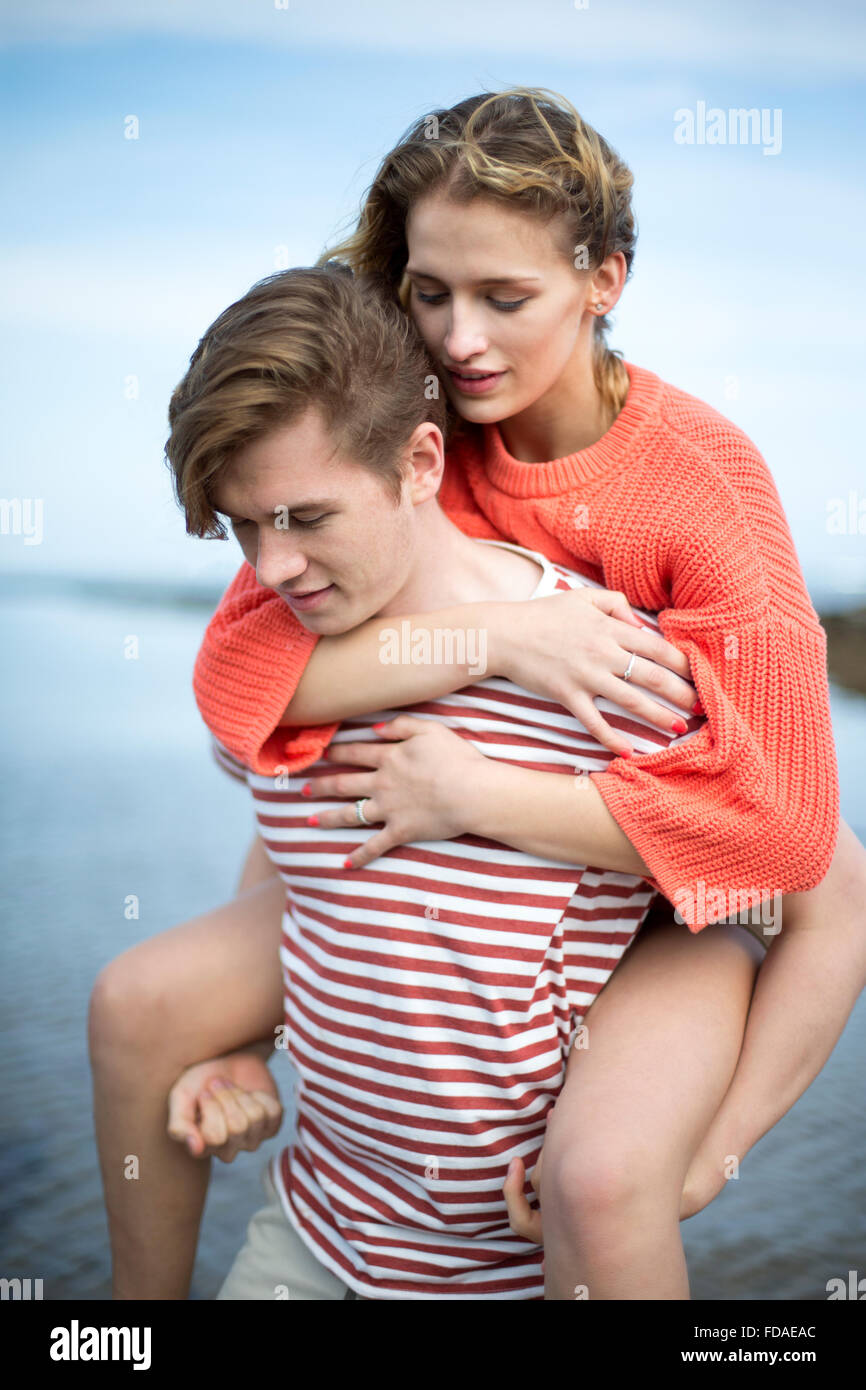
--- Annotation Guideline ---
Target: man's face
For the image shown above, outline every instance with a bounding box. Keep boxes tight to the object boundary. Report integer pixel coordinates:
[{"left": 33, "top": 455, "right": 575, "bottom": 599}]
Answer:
[{"left": 210, "top": 406, "right": 416, "bottom": 635}]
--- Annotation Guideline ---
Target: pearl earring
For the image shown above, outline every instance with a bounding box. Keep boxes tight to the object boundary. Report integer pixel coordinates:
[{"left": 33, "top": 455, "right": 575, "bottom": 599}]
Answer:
[{"left": 594, "top": 302, "right": 605, "bottom": 312}]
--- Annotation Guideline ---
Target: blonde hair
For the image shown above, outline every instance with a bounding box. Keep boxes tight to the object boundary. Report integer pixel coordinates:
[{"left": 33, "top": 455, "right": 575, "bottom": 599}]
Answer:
[
  {"left": 316, "top": 86, "right": 636, "bottom": 422},
  {"left": 166, "top": 264, "right": 449, "bottom": 539}
]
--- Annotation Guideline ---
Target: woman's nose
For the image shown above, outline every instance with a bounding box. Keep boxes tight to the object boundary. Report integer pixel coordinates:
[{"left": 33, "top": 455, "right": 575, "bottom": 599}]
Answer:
[{"left": 443, "top": 307, "right": 488, "bottom": 362}]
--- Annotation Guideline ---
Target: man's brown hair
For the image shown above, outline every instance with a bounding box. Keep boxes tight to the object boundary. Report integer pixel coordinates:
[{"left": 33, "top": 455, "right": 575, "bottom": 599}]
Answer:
[{"left": 165, "top": 263, "right": 450, "bottom": 538}]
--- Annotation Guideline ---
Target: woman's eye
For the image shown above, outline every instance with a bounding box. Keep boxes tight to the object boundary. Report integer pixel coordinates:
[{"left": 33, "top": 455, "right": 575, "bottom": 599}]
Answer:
[
  {"left": 414, "top": 289, "right": 529, "bottom": 312},
  {"left": 292, "top": 515, "right": 328, "bottom": 528}
]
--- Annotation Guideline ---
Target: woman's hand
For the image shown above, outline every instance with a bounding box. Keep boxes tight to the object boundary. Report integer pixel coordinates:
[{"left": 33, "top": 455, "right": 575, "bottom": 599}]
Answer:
[
  {"left": 167, "top": 1050, "right": 283, "bottom": 1163},
  {"left": 491, "top": 588, "right": 700, "bottom": 758},
  {"left": 306, "top": 715, "right": 486, "bottom": 869}
]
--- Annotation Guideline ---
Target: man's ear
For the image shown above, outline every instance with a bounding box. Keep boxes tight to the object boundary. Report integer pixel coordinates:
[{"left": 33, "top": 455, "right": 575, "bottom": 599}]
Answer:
[{"left": 405, "top": 422, "right": 445, "bottom": 505}]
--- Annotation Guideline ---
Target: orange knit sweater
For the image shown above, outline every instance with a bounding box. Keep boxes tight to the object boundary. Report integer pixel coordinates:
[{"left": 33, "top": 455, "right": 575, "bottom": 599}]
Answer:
[{"left": 192, "top": 361, "right": 839, "bottom": 931}]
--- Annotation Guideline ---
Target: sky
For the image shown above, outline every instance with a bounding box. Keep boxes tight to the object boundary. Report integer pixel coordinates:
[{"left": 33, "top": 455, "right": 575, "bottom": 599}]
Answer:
[{"left": 1, "top": 0, "right": 865, "bottom": 608}]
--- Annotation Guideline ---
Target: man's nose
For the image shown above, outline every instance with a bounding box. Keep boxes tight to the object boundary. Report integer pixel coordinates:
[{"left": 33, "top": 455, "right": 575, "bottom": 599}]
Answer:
[{"left": 255, "top": 531, "right": 309, "bottom": 591}]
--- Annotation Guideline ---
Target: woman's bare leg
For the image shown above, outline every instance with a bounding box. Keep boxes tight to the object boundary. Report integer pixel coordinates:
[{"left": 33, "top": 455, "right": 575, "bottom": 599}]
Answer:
[
  {"left": 541, "top": 914, "right": 763, "bottom": 1299},
  {"left": 88, "top": 872, "right": 286, "bottom": 1299}
]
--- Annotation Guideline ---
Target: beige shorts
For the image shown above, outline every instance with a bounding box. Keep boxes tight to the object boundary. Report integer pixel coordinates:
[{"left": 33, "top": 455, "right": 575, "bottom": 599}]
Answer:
[{"left": 216, "top": 1161, "right": 372, "bottom": 1301}]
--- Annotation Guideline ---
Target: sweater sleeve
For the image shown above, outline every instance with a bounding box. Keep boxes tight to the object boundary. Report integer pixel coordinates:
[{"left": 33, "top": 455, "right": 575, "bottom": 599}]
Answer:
[
  {"left": 192, "top": 561, "right": 340, "bottom": 775},
  {"left": 586, "top": 447, "right": 840, "bottom": 933}
]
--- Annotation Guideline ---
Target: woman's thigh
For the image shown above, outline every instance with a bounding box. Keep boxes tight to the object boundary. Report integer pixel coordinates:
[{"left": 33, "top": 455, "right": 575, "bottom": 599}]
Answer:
[
  {"left": 89, "top": 873, "right": 287, "bottom": 1071},
  {"left": 544, "top": 908, "right": 764, "bottom": 1202}
]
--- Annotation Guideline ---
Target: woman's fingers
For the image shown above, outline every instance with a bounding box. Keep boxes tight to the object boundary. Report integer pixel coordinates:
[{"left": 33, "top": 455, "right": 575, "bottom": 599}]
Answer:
[
  {"left": 344, "top": 829, "right": 402, "bottom": 871},
  {"left": 313, "top": 797, "right": 382, "bottom": 830},
  {"left": 586, "top": 590, "right": 696, "bottom": 695},
  {"left": 628, "top": 645, "right": 699, "bottom": 711},
  {"left": 569, "top": 697, "right": 635, "bottom": 758},
  {"left": 598, "top": 662, "right": 703, "bottom": 739},
  {"left": 305, "top": 772, "right": 375, "bottom": 803}
]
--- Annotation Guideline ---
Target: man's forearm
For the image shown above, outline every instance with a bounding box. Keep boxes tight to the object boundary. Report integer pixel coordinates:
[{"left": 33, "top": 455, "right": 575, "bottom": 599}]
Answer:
[
  {"left": 463, "top": 757, "right": 653, "bottom": 877},
  {"left": 706, "top": 915, "right": 866, "bottom": 1159}
]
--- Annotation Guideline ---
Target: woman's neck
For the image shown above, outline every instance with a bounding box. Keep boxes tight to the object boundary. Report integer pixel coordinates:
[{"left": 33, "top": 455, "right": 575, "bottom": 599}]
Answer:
[{"left": 497, "top": 351, "right": 628, "bottom": 464}]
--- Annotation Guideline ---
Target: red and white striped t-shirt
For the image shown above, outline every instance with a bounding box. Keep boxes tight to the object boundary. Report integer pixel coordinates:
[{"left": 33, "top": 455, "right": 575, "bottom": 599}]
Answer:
[{"left": 212, "top": 539, "right": 702, "bottom": 1300}]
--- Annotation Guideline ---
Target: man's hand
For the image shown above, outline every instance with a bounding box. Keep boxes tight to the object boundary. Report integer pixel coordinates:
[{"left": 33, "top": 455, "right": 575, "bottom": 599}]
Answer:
[
  {"left": 503, "top": 1133, "right": 734, "bottom": 1244},
  {"left": 502, "top": 1151, "right": 544, "bottom": 1244},
  {"left": 167, "top": 1050, "right": 283, "bottom": 1163}
]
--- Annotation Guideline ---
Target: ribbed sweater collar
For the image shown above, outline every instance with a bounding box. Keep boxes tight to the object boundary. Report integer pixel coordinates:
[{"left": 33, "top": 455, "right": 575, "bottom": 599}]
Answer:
[{"left": 479, "top": 361, "right": 664, "bottom": 498}]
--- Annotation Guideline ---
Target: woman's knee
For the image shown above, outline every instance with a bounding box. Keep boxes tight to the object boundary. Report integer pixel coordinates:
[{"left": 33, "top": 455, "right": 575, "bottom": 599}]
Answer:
[
  {"left": 88, "top": 936, "right": 186, "bottom": 1070},
  {"left": 540, "top": 1134, "right": 678, "bottom": 1237}
]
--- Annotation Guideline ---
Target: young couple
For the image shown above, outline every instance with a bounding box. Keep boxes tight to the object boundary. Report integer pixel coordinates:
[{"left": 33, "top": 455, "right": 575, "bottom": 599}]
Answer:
[{"left": 89, "top": 87, "right": 866, "bottom": 1301}]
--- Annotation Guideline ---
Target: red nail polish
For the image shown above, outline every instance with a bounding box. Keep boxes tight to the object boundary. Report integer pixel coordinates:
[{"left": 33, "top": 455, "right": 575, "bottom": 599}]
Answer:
[
  {"left": 343, "top": 857, "right": 353, "bottom": 869},
  {"left": 692, "top": 701, "right": 704, "bottom": 715},
  {"left": 301, "top": 783, "right": 311, "bottom": 796},
  {"left": 306, "top": 814, "right": 319, "bottom": 826},
  {"left": 620, "top": 748, "right": 633, "bottom": 759},
  {"left": 672, "top": 719, "right": 687, "bottom": 735},
  {"left": 373, "top": 722, "right": 386, "bottom": 732}
]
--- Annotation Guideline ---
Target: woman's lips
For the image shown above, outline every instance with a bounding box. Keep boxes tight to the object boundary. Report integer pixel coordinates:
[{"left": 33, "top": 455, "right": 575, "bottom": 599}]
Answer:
[
  {"left": 282, "top": 584, "right": 334, "bottom": 611},
  {"left": 447, "top": 368, "right": 506, "bottom": 396}
]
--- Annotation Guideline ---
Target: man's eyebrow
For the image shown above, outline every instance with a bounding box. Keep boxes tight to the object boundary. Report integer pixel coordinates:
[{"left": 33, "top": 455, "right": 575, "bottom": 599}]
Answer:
[{"left": 404, "top": 266, "right": 541, "bottom": 286}]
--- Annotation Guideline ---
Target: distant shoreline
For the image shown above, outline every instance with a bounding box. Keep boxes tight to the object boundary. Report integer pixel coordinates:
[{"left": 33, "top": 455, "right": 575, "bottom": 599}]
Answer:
[{"left": 820, "top": 607, "right": 866, "bottom": 698}]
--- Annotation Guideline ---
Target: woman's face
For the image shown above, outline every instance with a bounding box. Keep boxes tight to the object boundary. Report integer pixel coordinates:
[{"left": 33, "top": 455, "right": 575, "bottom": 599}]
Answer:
[{"left": 404, "top": 190, "right": 595, "bottom": 429}]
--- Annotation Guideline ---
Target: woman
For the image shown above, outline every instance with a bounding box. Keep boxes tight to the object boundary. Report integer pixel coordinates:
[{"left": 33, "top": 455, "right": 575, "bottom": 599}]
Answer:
[{"left": 188, "top": 87, "right": 866, "bottom": 1296}]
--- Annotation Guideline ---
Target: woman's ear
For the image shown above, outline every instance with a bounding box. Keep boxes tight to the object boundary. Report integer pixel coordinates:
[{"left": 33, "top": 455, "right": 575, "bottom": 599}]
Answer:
[{"left": 590, "top": 250, "right": 628, "bottom": 312}]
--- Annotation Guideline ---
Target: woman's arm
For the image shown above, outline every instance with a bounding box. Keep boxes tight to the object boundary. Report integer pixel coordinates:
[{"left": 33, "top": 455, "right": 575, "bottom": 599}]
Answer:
[
  {"left": 195, "top": 562, "right": 696, "bottom": 776},
  {"left": 313, "top": 715, "right": 680, "bottom": 882},
  {"left": 460, "top": 758, "right": 654, "bottom": 878},
  {"left": 281, "top": 588, "right": 694, "bottom": 731}
]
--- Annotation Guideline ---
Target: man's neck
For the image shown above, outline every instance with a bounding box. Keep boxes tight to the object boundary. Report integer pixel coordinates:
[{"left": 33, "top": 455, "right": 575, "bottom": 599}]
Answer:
[{"left": 375, "top": 503, "right": 543, "bottom": 618}]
